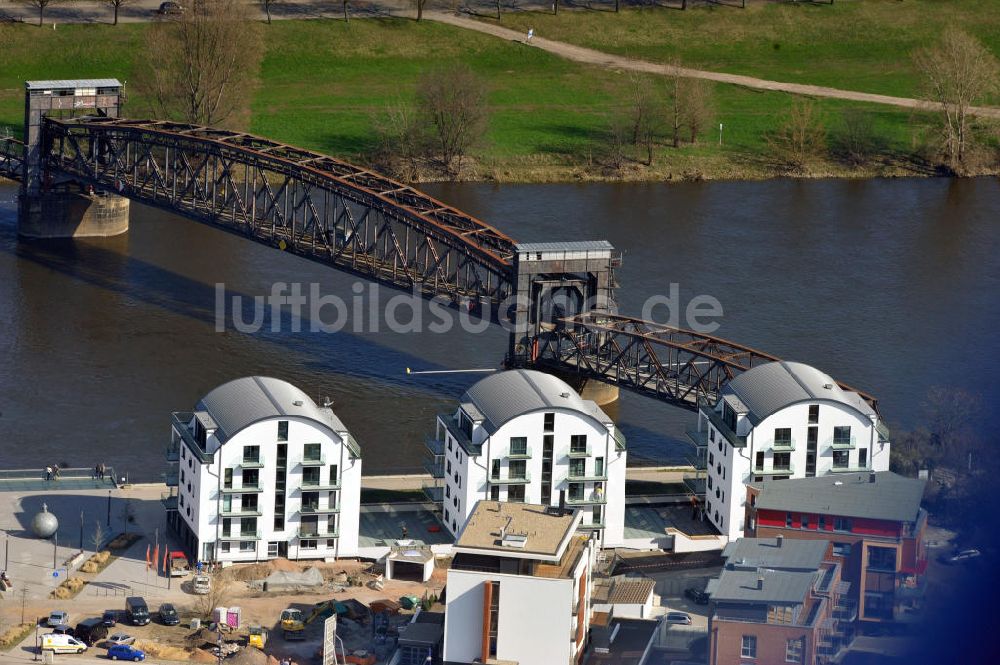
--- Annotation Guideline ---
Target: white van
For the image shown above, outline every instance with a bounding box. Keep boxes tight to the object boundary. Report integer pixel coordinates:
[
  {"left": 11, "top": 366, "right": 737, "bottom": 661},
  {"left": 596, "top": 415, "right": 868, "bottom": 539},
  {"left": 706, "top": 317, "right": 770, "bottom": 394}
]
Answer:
[{"left": 40, "top": 633, "right": 87, "bottom": 654}]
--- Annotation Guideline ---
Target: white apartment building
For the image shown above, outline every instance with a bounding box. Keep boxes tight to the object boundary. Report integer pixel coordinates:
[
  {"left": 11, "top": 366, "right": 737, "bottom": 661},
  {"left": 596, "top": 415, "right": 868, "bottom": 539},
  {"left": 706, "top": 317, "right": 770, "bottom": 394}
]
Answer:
[
  {"left": 688, "top": 361, "right": 890, "bottom": 541},
  {"left": 425, "top": 369, "right": 627, "bottom": 547},
  {"left": 165, "top": 376, "right": 362, "bottom": 563},
  {"left": 443, "top": 501, "right": 595, "bottom": 665}
]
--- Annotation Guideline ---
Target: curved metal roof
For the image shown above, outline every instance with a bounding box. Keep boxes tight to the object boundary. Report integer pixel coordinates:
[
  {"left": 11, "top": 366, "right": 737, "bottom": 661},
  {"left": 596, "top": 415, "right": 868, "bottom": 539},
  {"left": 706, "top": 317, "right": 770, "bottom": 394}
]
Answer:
[
  {"left": 461, "top": 369, "right": 612, "bottom": 434},
  {"left": 197, "top": 376, "right": 349, "bottom": 443},
  {"left": 722, "top": 361, "right": 875, "bottom": 425}
]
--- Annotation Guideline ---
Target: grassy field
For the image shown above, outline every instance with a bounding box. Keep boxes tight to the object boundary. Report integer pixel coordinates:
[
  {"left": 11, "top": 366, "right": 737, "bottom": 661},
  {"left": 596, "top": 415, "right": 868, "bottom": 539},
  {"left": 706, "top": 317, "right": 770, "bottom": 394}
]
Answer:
[
  {"left": 491, "top": 0, "right": 1000, "bottom": 101},
  {"left": 0, "top": 17, "right": 964, "bottom": 182}
]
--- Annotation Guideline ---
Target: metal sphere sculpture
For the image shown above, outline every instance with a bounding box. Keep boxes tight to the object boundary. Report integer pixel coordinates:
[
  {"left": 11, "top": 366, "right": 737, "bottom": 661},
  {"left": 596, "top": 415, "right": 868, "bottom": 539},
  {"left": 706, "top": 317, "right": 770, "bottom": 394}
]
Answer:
[{"left": 31, "top": 502, "right": 59, "bottom": 539}]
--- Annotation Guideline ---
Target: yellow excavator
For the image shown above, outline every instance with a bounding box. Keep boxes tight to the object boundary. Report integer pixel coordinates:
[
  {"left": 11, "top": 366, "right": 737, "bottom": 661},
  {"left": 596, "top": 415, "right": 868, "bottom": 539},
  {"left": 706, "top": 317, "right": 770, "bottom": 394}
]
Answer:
[
  {"left": 248, "top": 625, "right": 267, "bottom": 649},
  {"left": 280, "top": 608, "right": 305, "bottom": 640}
]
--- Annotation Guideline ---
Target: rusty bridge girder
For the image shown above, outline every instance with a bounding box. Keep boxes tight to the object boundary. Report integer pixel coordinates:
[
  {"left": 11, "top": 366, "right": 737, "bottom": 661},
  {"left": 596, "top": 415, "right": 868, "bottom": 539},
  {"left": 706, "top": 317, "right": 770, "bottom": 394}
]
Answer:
[
  {"left": 536, "top": 312, "right": 879, "bottom": 413},
  {"left": 41, "top": 117, "right": 517, "bottom": 308},
  {"left": 0, "top": 137, "right": 24, "bottom": 181}
]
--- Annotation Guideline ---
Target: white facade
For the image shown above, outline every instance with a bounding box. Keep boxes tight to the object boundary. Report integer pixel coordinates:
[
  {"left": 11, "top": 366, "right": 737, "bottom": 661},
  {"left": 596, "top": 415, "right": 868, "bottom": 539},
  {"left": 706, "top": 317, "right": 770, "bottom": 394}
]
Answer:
[
  {"left": 689, "top": 361, "right": 890, "bottom": 541},
  {"left": 426, "top": 369, "right": 627, "bottom": 547},
  {"left": 442, "top": 502, "right": 595, "bottom": 665},
  {"left": 167, "top": 377, "right": 362, "bottom": 563}
]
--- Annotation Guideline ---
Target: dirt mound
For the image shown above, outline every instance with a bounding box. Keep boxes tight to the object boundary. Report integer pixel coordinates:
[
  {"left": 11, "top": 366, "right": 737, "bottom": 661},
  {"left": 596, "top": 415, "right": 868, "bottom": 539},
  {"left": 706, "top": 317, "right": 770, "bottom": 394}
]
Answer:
[
  {"left": 269, "top": 558, "right": 303, "bottom": 572},
  {"left": 224, "top": 563, "right": 276, "bottom": 582},
  {"left": 228, "top": 647, "right": 269, "bottom": 665}
]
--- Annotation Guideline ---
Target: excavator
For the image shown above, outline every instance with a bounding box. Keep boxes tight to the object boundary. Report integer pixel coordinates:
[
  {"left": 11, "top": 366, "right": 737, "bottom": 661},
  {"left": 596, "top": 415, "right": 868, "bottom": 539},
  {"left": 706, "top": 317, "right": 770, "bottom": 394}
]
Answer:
[{"left": 280, "top": 602, "right": 337, "bottom": 640}]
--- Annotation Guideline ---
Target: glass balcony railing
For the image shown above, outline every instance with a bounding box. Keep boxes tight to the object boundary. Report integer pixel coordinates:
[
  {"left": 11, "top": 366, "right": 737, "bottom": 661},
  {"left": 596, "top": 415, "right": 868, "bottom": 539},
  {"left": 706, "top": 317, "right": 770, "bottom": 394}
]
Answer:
[
  {"left": 567, "top": 469, "right": 608, "bottom": 482},
  {"left": 240, "top": 455, "right": 265, "bottom": 469},
  {"left": 221, "top": 483, "right": 263, "bottom": 493},
  {"left": 567, "top": 445, "right": 591, "bottom": 458},
  {"left": 490, "top": 471, "right": 531, "bottom": 484},
  {"left": 506, "top": 446, "right": 532, "bottom": 459},
  {"left": 829, "top": 436, "right": 857, "bottom": 450},
  {"left": 301, "top": 455, "right": 326, "bottom": 467},
  {"left": 770, "top": 438, "right": 796, "bottom": 451},
  {"left": 300, "top": 503, "right": 341, "bottom": 515}
]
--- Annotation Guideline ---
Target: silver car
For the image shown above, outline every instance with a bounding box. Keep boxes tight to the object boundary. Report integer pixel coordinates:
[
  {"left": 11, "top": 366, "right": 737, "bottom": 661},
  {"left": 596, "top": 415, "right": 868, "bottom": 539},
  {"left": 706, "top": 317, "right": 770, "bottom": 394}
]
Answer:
[
  {"left": 106, "top": 633, "right": 136, "bottom": 646},
  {"left": 47, "top": 610, "right": 70, "bottom": 628}
]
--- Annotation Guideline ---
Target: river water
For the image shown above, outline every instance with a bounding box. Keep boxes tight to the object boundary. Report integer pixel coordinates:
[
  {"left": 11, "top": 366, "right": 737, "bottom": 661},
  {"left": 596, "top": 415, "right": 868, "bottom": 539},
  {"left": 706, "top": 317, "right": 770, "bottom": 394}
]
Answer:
[{"left": 1, "top": 178, "right": 998, "bottom": 481}]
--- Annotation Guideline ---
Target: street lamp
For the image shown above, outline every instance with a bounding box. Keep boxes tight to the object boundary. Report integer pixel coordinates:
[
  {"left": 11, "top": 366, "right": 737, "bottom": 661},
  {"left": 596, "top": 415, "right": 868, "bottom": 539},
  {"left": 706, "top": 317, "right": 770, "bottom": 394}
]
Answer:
[{"left": 107, "top": 490, "right": 112, "bottom": 527}]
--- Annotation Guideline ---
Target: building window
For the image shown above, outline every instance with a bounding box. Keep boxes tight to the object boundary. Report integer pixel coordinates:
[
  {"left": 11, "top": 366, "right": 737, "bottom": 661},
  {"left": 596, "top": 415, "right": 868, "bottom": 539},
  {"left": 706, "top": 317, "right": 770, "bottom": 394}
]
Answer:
[
  {"left": 833, "top": 542, "right": 852, "bottom": 557},
  {"left": 755, "top": 451, "right": 764, "bottom": 470},
  {"left": 220, "top": 542, "right": 231, "bottom": 553},
  {"left": 568, "top": 482, "right": 584, "bottom": 501},
  {"left": 224, "top": 468, "right": 233, "bottom": 489},
  {"left": 278, "top": 421, "right": 288, "bottom": 441},
  {"left": 508, "top": 485, "right": 525, "bottom": 503},
  {"left": 832, "top": 450, "right": 850, "bottom": 469},
  {"left": 723, "top": 404, "right": 737, "bottom": 432},
  {"left": 239, "top": 541, "right": 255, "bottom": 552},
  {"left": 303, "top": 443, "right": 321, "bottom": 463},
  {"left": 243, "top": 469, "right": 259, "bottom": 489},
  {"left": 867, "top": 545, "right": 896, "bottom": 571},
  {"left": 785, "top": 638, "right": 804, "bottom": 663},
  {"left": 510, "top": 460, "right": 527, "bottom": 479},
  {"left": 570, "top": 435, "right": 588, "bottom": 454},
  {"left": 490, "top": 459, "right": 500, "bottom": 480},
  {"left": 774, "top": 428, "right": 792, "bottom": 447},
  {"left": 446, "top": 459, "right": 452, "bottom": 474},
  {"left": 802, "top": 515, "right": 810, "bottom": 529},
  {"left": 179, "top": 495, "right": 185, "bottom": 507},
  {"left": 773, "top": 452, "right": 791, "bottom": 471},
  {"left": 818, "top": 515, "right": 826, "bottom": 530},
  {"left": 243, "top": 445, "right": 260, "bottom": 464},
  {"left": 569, "top": 458, "right": 586, "bottom": 478},
  {"left": 509, "top": 437, "right": 527, "bottom": 456},
  {"left": 768, "top": 606, "right": 793, "bottom": 624},
  {"left": 445, "top": 485, "right": 451, "bottom": 499},
  {"left": 833, "top": 426, "right": 852, "bottom": 446},
  {"left": 808, "top": 405, "right": 819, "bottom": 424},
  {"left": 834, "top": 517, "right": 852, "bottom": 532},
  {"left": 708, "top": 451, "right": 714, "bottom": 466},
  {"left": 741, "top": 635, "right": 757, "bottom": 658},
  {"left": 490, "top": 486, "right": 500, "bottom": 500},
  {"left": 273, "top": 514, "right": 284, "bottom": 530},
  {"left": 859, "top": 448, "right": 868, "bottom": 468},
  {"left": 786, "top": 512, "right": 793, "bottom": 528},
  {"left": 708, "top": 475, "right": 713, "bottom": 490},
  {"left": 543, "top": 413, "right": 555, "bottom": 432},
  {"left": 488, "top": 580, "right": 500, "bottom": 656},
  {"left": 300, "top": 539, "right": 317, "bottom": 550},
  {"left": 329, "top": 465, "right": 339, "bottom": 485}
]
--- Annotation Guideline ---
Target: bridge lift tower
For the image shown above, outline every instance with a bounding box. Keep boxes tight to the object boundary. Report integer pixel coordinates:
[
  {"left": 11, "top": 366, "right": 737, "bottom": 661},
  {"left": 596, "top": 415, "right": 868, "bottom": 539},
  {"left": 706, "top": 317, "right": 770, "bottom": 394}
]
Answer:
[{"left": 19, "top": 79, "right": 130, "bottom": 238}]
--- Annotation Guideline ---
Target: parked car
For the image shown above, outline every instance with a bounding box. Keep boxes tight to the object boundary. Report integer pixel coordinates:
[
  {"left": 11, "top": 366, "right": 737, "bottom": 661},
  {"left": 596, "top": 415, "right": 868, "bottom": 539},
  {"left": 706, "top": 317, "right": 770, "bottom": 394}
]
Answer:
[
  {"left": 125, "top": 597, "right": 150, "bottom": 626},
  {"left": 941, "top": 548, "right": 981, "bottom": 564},
  {"left": 106, "top": 633, "right": 136, "bottom": 646},
  {"left": 102, "top": 610, "right": 118, "bottom": 627},
  {"left": 665, "top": 611, "right": 692, "bottom": 625},
  {"left": 47, "top": 610, "right": 70, "bottom": 628},
  {"left": 51, "top": 624, "right": 74, "bottom": 636},
  {"left": 75, "top": 618, "right": 109, "bottom": 646},
  {"left": 107, "top": 643, "right": 146, "bottom": 661},
  {"left": 40, "top": 634, "right": 87, "bottom": 654},
  {"left": 158, "top": 603, "right": 180, "bottom": 626},
  {"left": 156, "top": 1, "right": 182, "bottom": 14},
  {"left": 684, "top": 587, "right": 710, "bottom": 605}
]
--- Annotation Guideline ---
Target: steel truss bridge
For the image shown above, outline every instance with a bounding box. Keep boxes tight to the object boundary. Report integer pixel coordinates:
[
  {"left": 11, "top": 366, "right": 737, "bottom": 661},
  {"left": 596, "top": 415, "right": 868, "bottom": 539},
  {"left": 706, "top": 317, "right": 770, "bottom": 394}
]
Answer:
[{"left": 0, "top": 118, "right": 877, "bottom": 414}]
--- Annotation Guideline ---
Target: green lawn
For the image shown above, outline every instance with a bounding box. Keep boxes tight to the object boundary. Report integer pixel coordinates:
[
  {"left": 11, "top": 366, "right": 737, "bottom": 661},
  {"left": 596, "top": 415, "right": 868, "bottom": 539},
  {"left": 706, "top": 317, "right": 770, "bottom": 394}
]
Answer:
[
  {"left": 491, "top": 0, "right": 1000, "bottom": 101},
  {"left": 0, "top": 17, "right": 950, "bottom": 181}
]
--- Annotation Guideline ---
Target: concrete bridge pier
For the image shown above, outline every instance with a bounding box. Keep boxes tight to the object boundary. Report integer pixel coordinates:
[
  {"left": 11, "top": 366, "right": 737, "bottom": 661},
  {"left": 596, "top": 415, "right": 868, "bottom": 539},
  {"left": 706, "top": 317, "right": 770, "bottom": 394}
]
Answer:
[{"left": 18, "top": 190, "right": 129, "bottom": 239}]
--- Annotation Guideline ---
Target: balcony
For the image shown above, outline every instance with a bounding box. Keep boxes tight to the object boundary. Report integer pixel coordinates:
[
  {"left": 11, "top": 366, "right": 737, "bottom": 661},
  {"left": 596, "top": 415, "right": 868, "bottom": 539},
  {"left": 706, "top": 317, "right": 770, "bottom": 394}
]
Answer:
[
  {"left": 685, "top": 429, "right": 709, "bottom": 448},
  {"left": 566, "top": 492, "right": 607, "bottom": 506},
  {"left": 301, "top": 479, "right": 342, "bottom": 491},
  {"left": 424, "top": 436, "right": 445, "bottom": 457},
  {"left": 422, "top": 483, "right": 443, "bottom": 503},
  {"left": 567, "top": 444, "right": 591, "bottom": 458},
  {"left": 240, "top": 455, "right": 265, "bottom": 469},
  {"left": 298, "top": 526, "right": 339, "bottom": 539},
  {"left": 830, "top": 464, "right": 871, "bottom": 474},
  {"left": 163, "top": 470, "right": 179, "bottom": 487},
  {"left": 686, "top": 451, "right": 707, "bottom": 470},
  {"left": 490, "top": 472, "right": 531, "bottom": 485},
  {"left": 770, "top": 438, "right": 796, "bottom": 452},
  {"left": 300, "top": 504, "right": 340, "bottom": 515},
  {"left": 423, "top": 458, "right": 445, "bottom": 479},
  {"left": 301, "top": 455, "right": 326, "bottom": 467},
  {"left": 578, "top": 520, "right": 606, "bottom": 530},
  {"left": 219, "top": 531, "right": 262, "bottom": 541},
  {"left": 165, "top": 443, "right": 179, "bottom": 463},
  {"left": 567, "top": 470, "right": 608, "bottom": 482},
  {"left": 221, "top": 484, "right": 263, "bottom": 494},
  {"left": 704, "top": 407, "right": 747, "bottom": 448},
  {"left": 171, "top": 412, "right": 214, "bottom": 463},
  {"left": 506, "top": 445, "right": 532, "bottom": 460},
  {"left": 220, "top": 506, "right": 263, "bottom": 518},
  {"left": 752, "top": 464, "right": 795, "bottom": 476},
  {"left": 683, "top": 476, "right": 706, "bottom": 497},
  {"left": 829, "top": 436, "right": 857, "bottom": 450}
]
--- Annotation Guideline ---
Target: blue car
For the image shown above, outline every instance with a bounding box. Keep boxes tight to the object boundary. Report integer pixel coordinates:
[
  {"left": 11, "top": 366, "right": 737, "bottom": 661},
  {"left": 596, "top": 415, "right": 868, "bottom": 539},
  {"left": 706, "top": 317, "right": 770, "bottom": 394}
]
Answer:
[{"left": 107, "top": 644, "right": 145, "bottom": 661}]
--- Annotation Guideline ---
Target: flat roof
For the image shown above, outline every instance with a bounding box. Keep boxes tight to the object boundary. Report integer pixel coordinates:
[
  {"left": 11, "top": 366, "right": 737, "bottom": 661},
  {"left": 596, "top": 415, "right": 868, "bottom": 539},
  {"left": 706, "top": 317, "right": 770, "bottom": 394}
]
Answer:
[
  {"left": 588, "top": 618, "right": 660, "bottom": 665},
  {"left": 751, "top": 471, "right": 926, "bottom": 523},
  {"left": 454, "top": 501, "right": 579, "bottom": 560},
  {"left": 26, "top": 79, "right": 122, "bottom": 90},
  {"left": 515, "top": 240, "right": 613, "bottom": 252},
  {"left": 593, "top": 576, "right": 656, "bottom": 605},
  {"left": 709, "top": 567, "right": 817, "bottom": 605}
]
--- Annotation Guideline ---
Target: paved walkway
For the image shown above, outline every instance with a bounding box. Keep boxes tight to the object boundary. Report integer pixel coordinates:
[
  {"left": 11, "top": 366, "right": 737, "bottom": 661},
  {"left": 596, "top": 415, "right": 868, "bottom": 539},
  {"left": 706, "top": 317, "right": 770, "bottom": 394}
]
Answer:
[{"left": 426, "top": 11, "right": 1000, "bottom": 120}]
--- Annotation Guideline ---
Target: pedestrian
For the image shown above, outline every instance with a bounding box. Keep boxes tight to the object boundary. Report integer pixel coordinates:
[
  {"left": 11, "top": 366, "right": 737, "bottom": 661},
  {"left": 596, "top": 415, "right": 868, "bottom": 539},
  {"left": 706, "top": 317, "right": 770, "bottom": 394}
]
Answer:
[
  {"left": 95, "top": 463, "right": 100, "bottom": 480},
  {"left": 53, "top": 463, "right": 60, "bottom": 480},
  {"left": 526, "top": 27, "right": 534, "bottom": 44},
  {"left": 401, "top": 525, "right": 408, "bottom": 540},
  {"left": 99, "top": 462, "right": 106, "bottom": 480},
  {"left": 45, "top": 466, "right": 52, "bottom": 481}
]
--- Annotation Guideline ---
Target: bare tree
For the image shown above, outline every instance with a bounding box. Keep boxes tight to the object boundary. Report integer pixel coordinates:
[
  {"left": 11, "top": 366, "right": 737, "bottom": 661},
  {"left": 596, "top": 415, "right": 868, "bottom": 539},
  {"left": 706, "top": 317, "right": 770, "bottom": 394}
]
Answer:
[
  {"left": 626, "top": 77, "right": 662, "bottom": 166},
  {"left": 416, "top": 66, "right": 490, "bottom": 174},
  {"left": 682, "top": 79, "right": 714, "bottom": 144},
  {"left": 415, "top": 0, "right": 427, "bottom": 21},
  {"left": 13, "top": 0, "right": 61, "bottom": 26},
  {"left": 913, "top": 28, "right": 1000, "bottom": 172},
  {"left": 260, "top": 0, "right": 278, "bottom": 23},
  {"left": 834, "top": 108, "right": 879, "bottom": 167},
  {"left": 373, "top": 100, "right": 421, "bottom": 179},
  {"left": 138, "top": 0, "right": 264, "bottom": 127},
  {"left": 767, "top": 99, "right": 826, "bottom": 170},
  {"left": 104, "top": 0, "right": 136, "bottom": 25},
  {"left": 604, "top": 117, "right": 629, "bottom": 172},
  {"left": 90, "top": 521, "right": 105, "bottom": 554},
  {"left": 194, "top": 576, "right": 234, "bottom": 618},
  {"left": 342, "top": 0, "right": 349, "bottom": 21}
]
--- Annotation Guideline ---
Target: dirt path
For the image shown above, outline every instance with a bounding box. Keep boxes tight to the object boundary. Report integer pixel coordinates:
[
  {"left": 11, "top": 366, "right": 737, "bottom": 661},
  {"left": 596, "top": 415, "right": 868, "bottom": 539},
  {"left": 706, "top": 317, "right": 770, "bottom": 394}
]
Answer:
[{"left": 426, "top": 11, "right": 1000, "bottom": 119}]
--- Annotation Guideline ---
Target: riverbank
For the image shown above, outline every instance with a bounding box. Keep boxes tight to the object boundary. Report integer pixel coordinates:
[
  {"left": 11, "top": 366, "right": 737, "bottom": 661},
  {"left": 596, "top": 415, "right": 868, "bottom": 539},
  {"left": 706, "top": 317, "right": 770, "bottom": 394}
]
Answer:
[{"left": 3, "top": 17, "right": 996, "bottom": 184}]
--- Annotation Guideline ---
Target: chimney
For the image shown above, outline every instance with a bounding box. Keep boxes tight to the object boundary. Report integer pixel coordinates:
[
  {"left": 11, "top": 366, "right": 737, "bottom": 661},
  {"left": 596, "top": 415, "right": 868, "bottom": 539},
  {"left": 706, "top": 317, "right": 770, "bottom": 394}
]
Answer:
[
  {"left": 776, "top": 534, "right": 783, "bottom": 548},
  {"left": 869, "top": 471, "right": 877, "bottom": 484},
  {"left": 756, "top": 574, "right": 764, "bottom": 590},
  {"left": 559, "top": 490, "right": 567, "bottom": 515}
]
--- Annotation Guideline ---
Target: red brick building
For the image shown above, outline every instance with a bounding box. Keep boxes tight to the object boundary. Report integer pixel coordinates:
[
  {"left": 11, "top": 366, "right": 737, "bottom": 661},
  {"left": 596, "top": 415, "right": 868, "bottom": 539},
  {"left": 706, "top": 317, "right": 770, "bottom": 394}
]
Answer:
[
  {"left": 745, "top": 471, "right": 927, "bottom": 628},
  {"left": 707, "top": 537, "right": 852, "bottom": 665}
]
